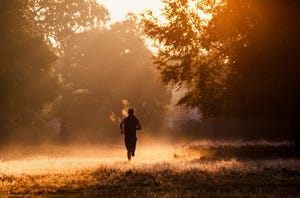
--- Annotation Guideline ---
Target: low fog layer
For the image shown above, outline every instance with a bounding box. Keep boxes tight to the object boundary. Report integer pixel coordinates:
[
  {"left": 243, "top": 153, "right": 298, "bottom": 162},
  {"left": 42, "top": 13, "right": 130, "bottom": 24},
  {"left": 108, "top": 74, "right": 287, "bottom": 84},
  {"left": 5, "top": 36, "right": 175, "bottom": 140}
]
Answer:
[{"left": 0, "top": 140, "right": 295, "bottom": 176}]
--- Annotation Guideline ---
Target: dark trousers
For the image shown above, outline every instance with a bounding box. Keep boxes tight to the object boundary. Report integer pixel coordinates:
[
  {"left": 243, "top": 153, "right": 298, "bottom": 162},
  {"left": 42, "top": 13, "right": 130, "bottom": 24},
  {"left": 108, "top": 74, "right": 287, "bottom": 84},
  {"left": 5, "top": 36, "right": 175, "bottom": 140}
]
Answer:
[{"left": 124, "top": 135, "right": 137, "bottom": 154}]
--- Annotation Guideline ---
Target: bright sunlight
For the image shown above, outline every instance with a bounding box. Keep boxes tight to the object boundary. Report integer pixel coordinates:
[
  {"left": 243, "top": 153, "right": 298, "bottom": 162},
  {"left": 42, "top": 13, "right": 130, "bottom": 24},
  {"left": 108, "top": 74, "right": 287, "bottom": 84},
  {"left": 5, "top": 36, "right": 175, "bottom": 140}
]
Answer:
[
  {"left": 97, "top": 0, "right": 212, "bottom": 23},
  {"left": 97, "top": 0, "right": 164, "bottom": 22}
]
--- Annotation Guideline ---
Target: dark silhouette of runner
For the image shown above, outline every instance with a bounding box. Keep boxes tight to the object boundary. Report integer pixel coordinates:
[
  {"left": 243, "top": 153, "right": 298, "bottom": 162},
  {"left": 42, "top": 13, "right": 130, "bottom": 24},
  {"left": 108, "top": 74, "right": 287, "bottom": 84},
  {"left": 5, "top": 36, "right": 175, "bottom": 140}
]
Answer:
[{"left": 120, "top": 108, "right": 142, "bottom": 160}]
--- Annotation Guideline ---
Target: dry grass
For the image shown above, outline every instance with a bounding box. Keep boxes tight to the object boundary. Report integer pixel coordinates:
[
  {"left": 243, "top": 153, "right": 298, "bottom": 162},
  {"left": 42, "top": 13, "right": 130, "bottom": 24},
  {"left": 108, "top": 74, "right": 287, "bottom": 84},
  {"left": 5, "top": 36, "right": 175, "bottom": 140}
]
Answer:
[{"left": 0, "top": 141, "right": 299, "bottom": 197}]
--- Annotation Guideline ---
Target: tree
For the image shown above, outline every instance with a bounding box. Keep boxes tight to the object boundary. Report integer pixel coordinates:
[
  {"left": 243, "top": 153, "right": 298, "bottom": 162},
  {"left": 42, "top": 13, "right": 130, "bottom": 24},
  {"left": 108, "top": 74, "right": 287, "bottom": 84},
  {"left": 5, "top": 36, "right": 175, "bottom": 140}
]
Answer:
[
  {"left": 207, "top": 0, "right": 300, "bottom": 119},
  {"left": 142, "top": 0, "right": 300, "bottom": 146},
  {"left": 0, "top": 0, "right": 59, "bottom": 144},
  {"left": 30, "top": 0, "right": 110, "bottom": 143},
  {"left": 142, "top": 0, "right": 226, "bottom": 117},
  {"left": 209, "top": 0, "right": 300, "bottom": 150}
]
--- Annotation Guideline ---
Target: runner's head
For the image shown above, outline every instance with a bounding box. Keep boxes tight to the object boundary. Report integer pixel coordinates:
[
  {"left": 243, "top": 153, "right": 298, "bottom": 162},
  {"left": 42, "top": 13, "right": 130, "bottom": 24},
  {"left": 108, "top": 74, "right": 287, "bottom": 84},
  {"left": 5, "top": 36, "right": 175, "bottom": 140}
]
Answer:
[{"left": 128, "top": 108, "right": 134, "bottom": 115}]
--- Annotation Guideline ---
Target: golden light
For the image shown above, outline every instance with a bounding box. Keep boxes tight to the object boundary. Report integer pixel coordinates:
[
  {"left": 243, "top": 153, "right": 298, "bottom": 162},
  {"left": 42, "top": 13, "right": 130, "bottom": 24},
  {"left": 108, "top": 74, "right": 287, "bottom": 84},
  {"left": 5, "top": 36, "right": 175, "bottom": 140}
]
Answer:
[
  {"left": 187, "top": 0, "right": 213, "bottom": 21},
  {"left": 96, "top": 0, "right": 215, "bottom": 55},
  {"left": 97, "top": 0, "right": 163, "bottom": 23},
  {"left": 0, "top": 143, "right": 242, "bottom": 176},
  {"left": 97, "top": 0, "right": 213, "bottom": 23}
]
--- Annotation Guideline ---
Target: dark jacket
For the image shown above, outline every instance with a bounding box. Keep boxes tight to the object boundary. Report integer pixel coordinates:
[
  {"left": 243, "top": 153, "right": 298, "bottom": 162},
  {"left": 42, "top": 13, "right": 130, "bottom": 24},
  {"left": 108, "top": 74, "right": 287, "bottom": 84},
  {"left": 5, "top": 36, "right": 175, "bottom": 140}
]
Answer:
[{"left": 120, "top": 115, "right": 142, "bottom": 136}]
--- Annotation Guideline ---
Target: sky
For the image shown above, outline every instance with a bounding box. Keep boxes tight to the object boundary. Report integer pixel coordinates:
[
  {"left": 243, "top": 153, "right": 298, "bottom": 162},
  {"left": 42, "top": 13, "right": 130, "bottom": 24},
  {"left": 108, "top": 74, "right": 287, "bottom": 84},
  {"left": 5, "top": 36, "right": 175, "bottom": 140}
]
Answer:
[{"left": 97, "top": 0, "right": 164, "bottom": 23}]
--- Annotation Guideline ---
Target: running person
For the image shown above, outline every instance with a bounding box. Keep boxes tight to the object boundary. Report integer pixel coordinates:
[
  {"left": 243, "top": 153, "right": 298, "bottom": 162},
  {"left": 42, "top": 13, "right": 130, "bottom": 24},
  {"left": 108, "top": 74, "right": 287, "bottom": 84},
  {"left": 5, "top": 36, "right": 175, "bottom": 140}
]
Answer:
[{"left": 120, "top": 108, "right": 142, "bottom": 160}]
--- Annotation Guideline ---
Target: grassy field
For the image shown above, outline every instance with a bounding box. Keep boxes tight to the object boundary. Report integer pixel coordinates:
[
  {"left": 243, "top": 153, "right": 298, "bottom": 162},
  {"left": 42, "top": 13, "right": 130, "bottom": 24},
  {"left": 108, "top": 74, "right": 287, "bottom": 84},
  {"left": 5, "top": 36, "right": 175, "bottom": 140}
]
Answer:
[{"left": 0, "top": 141, "right": 300, "bottom": 197}]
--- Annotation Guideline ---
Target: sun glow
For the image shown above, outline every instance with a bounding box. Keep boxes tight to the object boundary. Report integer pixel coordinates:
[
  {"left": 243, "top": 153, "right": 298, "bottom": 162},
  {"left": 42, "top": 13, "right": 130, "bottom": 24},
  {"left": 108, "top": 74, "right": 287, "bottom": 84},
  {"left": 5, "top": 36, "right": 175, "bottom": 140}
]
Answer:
[
  {"left": 97, "top": 0, "right": 213, "bottom": 23},
  {"left": 97, "top": 0, "right": 163, "bottom": 23},
  {"left": 0, "top": 144, "right": 237, "bottom": 176},
  {"left": 187, "top": 0, "right": 213, "bottom": 21},
  {"left": 96, "top": 0, "right": 215, "bottom": 55}
]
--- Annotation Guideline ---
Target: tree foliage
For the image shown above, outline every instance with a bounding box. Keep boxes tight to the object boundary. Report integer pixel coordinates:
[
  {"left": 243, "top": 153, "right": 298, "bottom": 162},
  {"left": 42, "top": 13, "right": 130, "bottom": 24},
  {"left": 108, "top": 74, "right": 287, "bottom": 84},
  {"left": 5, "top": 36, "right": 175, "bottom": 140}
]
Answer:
[
  {"left": 142, "top": 0, "right": 226, "bottom": 117},
  {"left": 30, "top": 0, "right": 110, "bottom": 55},
  {"left": 0, "top": 0, "right": 59, "bottom": 135},
  {"left": 209, "top": 0, "right": 300, "bottom": 118},
  {"left": 142, "top": 0, "right": 300, "bottom": 119}
]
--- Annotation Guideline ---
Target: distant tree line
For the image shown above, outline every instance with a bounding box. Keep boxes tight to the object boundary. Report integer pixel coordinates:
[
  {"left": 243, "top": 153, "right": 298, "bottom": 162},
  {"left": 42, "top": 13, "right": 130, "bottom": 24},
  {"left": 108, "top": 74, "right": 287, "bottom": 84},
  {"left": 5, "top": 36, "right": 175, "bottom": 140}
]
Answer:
[{"left": 142, "top": 0, "right": 300, "bottom": 151}]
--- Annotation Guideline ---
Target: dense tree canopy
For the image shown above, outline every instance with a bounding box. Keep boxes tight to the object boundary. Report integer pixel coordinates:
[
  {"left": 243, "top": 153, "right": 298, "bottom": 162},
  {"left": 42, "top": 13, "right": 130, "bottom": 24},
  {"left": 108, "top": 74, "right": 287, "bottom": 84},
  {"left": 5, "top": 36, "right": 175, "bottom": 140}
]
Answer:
[
  {"left": 0, "top": 0, "right": 59, "bottom": 140},
  {"left": 142, "top": 0, "right": 300, "bottom": 119},
  {"left": 209, "top": 0, "right": 300, "bottom": 118}
]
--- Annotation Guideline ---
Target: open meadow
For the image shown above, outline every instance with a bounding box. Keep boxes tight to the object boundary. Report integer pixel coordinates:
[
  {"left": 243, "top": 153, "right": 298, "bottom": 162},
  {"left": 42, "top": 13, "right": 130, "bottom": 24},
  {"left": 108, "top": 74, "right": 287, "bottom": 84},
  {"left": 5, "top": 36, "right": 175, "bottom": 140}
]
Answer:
[{"left": 1, "top": 140, "right": 300, "bottom": 197}]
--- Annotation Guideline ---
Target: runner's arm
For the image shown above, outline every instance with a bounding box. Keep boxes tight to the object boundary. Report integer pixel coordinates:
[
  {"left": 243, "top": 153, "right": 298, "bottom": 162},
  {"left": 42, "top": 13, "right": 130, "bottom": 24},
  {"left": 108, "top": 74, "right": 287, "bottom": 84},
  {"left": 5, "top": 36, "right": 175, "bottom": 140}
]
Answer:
[
  {"left": 120, "top": 119, "right": 125, "bottom": 134},
  {"left": 136, "top": 120, "right": 142, "bottom": 130}
]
